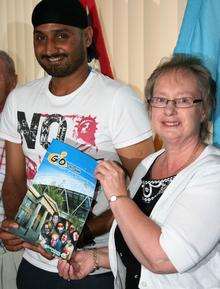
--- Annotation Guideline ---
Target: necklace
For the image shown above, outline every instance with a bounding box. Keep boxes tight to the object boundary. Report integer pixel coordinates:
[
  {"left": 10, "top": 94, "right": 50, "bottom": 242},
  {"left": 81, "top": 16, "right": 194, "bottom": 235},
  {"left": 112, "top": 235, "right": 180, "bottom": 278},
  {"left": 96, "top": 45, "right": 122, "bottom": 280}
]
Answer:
[
  {"left": 161, "top": 142, "right": 203, "bottom": 177},
  {"left": 142, "top": 176, "right": 175, "bottom": 203}
]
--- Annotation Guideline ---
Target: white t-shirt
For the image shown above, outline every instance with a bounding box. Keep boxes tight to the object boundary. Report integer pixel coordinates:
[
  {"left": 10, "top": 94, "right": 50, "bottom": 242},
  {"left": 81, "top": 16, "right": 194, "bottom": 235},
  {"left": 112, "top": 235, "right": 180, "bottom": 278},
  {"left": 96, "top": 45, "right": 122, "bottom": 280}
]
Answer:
[{"left": 0, "top": 69, "right": 152, "bottom": 273}]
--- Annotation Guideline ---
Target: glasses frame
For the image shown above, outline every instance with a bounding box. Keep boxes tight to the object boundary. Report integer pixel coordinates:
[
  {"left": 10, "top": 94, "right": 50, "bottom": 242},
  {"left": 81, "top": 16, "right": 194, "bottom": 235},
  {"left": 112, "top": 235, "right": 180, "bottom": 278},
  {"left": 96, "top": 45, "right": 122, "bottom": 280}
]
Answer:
[{"left": 148, "top": 97, "right": 203, "bottom": 108}]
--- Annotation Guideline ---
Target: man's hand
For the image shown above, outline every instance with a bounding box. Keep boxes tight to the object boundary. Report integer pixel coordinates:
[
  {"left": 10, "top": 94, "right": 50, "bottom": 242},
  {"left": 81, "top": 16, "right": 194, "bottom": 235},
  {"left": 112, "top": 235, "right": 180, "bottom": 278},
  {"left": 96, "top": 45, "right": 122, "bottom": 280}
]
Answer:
[
  {"left": 0, "top": 218, "right": 54, "bottom": 259},
  {"left": 0, "top": 219, "right": 24, "bottom": 251},
  {"left": 23, "top": 242, "right": 54, "bottom": 260}
]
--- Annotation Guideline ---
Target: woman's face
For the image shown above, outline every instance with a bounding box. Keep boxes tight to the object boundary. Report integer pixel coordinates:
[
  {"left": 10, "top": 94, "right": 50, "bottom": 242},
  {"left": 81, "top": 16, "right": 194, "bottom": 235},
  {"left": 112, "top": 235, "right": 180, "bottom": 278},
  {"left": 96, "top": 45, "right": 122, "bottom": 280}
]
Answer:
[{"left": 150, "top": 70, "right": 204, "bottom": 145}]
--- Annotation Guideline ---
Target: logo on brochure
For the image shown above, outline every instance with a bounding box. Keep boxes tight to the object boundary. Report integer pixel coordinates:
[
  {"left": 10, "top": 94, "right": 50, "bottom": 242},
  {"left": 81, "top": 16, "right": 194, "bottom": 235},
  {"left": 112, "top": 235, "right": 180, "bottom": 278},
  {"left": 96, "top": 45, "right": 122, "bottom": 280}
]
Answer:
[
  {"left": 48, "top": 151, "right": 81, "bottom": 175},
  {"left": 48, "top": 151, "right": 68, "bottom": 168}
]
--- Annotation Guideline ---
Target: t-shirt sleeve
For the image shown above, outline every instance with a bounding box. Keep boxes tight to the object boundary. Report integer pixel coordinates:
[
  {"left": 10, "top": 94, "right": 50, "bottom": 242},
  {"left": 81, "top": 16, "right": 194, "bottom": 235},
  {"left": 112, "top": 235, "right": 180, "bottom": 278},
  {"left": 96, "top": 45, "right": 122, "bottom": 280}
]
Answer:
[
  {"left": 109, "top": 85, "right": 152, "bottom": 149},
  {"left": 0, "top": 90, "right": 21, "bottom": 143},
  {"left": 159, "top": 160, "right": 220, "bottom": 273}
]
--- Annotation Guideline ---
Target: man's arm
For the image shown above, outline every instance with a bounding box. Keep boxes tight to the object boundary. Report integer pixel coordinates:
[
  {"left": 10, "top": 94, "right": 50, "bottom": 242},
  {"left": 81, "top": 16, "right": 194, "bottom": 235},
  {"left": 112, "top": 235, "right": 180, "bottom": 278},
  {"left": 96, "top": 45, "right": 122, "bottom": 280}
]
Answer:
[
  {"left": 2, "top": 141, "right": 27, "bottom": 218},
  {"left": 78, "top": 137, "right": 154, "bottom": 246},
  {"left": 116, "top": 137, "right": 154, "bottom": 177},
  {"left": 0, "top": 141, "right": 27, "bottom": 251}
]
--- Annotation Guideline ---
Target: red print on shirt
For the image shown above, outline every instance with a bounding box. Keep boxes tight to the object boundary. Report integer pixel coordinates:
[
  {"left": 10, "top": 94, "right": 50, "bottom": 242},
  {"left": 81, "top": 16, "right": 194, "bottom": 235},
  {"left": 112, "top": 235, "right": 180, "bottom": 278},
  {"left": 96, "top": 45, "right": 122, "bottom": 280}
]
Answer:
[
  {"left": 75, "top": 116, "right": 98, "bottom": 146},
  {"left": 25, "top": 156, "right": 38, "bottom": 180}
]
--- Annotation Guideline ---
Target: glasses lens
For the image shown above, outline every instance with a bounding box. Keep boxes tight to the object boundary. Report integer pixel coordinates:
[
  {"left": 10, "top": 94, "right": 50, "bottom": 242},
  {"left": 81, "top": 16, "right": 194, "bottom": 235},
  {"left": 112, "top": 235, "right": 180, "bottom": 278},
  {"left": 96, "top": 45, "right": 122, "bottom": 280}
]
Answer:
[
  {"left": 149, "top": 97, "right": 166, "bottom": 107},
  {"left": 175, "top": 97, "right": 193, "bottom": 108}
]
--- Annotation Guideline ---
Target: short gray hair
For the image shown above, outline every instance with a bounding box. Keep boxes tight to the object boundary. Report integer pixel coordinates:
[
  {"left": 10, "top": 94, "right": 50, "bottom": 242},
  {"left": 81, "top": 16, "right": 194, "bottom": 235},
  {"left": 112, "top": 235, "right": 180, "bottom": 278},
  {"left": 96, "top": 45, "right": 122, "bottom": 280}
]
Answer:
[{"left": 0, "top": 50, "right": 16, "bottom": 77}]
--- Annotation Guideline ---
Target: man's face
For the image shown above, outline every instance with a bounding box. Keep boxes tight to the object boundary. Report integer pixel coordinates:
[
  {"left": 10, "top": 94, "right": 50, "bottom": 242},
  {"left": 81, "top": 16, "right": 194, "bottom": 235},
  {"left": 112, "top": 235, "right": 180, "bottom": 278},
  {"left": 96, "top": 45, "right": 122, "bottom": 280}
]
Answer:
[
  {"left": 33, "top": 23, "right": 89, "bottom": 77},
  {"left": 61, "top": 233, "right": 68, "bottom": 243},
  {"left": 68, "top": 225, "right": 75, "bottom": 234},
  {"left": 44, "top": 224, "right": 50, "bottom": 234},
  {"left": 57, "top": 222, "right": 64, "bottom": 233},
  {"left": 52, "top": 214, "right": 59, "bottom": 225}
]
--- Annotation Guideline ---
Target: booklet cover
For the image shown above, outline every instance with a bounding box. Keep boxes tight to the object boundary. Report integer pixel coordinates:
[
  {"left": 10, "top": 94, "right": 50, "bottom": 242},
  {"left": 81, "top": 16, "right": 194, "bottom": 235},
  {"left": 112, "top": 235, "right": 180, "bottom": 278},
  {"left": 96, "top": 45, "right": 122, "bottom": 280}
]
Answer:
[{"left": 11, "top": 139, "right": 97, "bottom": 260}]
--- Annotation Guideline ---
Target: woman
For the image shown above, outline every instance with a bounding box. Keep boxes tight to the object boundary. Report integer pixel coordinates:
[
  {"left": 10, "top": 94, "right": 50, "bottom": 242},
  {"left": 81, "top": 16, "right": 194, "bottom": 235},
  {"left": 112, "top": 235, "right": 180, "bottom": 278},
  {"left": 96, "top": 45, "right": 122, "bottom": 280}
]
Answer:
[{"left": 58, "top": 55, "right": 220, "bottom": 288}]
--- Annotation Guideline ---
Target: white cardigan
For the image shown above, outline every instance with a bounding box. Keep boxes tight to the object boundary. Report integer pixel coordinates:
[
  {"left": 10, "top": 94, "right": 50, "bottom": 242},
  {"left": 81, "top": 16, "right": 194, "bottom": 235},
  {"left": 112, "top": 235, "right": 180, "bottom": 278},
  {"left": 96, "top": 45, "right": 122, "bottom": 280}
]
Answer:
[{"left": 109, "top": 145, "right": 220, "bottom": 289}]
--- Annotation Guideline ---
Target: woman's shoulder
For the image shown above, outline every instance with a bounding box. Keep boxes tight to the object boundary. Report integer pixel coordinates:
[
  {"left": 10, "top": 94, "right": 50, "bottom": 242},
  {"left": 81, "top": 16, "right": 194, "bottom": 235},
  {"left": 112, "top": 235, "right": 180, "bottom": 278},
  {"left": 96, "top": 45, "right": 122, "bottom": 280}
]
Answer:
[
  {"left": 204, "top": 144, "right": 220, "bottom": 155},
  {"left": 181, "top": 144, "right": 220, "bottom": 180},
  {"left": 197, "top": 144, "right": 220, "bottom": 165}
]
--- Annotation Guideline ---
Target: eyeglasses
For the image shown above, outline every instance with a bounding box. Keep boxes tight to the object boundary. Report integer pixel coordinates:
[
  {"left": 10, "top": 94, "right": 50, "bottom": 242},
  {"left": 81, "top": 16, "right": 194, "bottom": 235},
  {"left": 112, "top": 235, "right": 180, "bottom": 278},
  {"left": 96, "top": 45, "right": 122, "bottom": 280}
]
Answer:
[{"left": 148, "top": 96, "right": 203, "bottom": 108}]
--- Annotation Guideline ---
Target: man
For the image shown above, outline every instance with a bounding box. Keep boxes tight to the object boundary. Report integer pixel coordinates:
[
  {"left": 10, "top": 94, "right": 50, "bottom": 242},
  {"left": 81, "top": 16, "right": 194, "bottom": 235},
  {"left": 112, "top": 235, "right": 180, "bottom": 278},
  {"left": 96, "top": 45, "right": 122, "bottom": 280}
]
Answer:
[
  {"left": 0, "top": 0, "right": 154, "bottom": 289},
  {"left": 0, "top": 50, "right": 23, "bottom": 289}
]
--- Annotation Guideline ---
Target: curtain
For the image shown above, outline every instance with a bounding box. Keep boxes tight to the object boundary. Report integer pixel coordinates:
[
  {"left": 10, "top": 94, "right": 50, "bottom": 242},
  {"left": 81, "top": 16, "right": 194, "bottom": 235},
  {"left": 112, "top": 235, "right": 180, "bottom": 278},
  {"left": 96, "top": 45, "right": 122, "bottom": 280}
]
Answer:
[
  {"left": 0, "top": 0, "right": 186, "bottom": 95},
  {"left": 0, "top": 0, "right": 43, "bottom": 85}
]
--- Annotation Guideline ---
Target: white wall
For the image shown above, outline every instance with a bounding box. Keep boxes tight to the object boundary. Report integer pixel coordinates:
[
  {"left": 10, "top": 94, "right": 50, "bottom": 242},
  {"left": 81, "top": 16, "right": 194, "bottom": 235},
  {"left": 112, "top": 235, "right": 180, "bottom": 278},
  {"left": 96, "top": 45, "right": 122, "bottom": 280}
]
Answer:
[{"left": 0, "top": 0, "right": 187, "bottom": 95}]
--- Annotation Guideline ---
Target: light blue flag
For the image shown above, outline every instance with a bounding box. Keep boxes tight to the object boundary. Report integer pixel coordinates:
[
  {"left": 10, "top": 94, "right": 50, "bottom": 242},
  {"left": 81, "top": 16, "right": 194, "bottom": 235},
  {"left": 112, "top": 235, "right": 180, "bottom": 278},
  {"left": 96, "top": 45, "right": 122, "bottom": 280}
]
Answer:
[{"left": 174, "top": 0, "right": 220, "bottom": 147}]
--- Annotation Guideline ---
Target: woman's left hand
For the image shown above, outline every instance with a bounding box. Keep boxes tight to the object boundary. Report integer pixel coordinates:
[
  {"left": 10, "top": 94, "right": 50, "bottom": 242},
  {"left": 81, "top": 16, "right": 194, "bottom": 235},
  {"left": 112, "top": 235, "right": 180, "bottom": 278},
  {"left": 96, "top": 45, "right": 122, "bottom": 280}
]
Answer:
[
  {"left": 58, "top": 250, "right": 95, "bottom": 280},
  {"left": 95, "top": 160, "right": 128, "bottom": 200}
]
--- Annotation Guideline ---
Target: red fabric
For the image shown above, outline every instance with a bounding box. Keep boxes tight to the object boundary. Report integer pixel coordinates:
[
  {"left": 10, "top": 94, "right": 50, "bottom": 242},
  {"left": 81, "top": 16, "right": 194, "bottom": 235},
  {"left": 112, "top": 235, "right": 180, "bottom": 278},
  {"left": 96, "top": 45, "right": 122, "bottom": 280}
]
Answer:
[{"left": 81, "top": 0, "right": 114, "bottom": 78}]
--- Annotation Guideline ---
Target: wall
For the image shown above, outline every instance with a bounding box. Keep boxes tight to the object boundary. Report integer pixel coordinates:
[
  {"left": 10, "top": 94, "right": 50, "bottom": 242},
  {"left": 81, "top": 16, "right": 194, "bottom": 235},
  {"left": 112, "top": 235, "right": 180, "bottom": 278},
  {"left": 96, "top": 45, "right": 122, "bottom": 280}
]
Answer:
[{"left": 0, "top": 0, "right": 187, "bottom": 95}]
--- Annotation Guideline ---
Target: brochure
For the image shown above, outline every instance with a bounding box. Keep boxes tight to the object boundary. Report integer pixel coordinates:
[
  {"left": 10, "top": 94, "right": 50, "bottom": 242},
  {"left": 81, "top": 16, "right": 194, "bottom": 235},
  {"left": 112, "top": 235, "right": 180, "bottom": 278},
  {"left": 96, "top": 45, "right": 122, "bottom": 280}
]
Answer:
[{"left": 10, "top": 139, "right": 97, "bottom": 260}]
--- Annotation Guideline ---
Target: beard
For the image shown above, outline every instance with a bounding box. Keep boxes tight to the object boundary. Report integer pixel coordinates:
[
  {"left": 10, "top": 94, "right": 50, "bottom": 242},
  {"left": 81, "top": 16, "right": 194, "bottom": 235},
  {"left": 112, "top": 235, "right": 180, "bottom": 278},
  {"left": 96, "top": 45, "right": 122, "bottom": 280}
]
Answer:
[{"left": 36, "top": 46, "right": 86, "bottom": 77}]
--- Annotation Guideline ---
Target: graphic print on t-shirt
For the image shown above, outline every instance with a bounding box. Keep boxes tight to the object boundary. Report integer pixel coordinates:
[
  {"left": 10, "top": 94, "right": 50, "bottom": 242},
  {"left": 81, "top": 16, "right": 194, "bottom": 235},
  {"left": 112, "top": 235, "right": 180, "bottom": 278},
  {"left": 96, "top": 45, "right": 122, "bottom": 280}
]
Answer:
[{"left": 18, "top": 111, "right": 98, "bottom": 180}]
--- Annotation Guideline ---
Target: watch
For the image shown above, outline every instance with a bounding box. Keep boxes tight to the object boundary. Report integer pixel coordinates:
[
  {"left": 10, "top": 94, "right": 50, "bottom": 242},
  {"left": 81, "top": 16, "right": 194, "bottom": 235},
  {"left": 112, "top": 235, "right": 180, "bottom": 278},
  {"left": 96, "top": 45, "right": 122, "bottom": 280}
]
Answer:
[{"left": 109, "top": 195, "right": 128, "bottom": 202}]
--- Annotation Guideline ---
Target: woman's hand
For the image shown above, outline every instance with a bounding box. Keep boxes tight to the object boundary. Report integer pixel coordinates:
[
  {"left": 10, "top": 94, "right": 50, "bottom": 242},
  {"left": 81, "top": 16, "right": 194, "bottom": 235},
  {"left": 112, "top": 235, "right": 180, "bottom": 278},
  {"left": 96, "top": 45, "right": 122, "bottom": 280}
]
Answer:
[
  {"left": 95, "top": 160, "right": 128, "bottom": 200},
  {"left": 58, "top": 250, "right": 95, "bottom": 280}
]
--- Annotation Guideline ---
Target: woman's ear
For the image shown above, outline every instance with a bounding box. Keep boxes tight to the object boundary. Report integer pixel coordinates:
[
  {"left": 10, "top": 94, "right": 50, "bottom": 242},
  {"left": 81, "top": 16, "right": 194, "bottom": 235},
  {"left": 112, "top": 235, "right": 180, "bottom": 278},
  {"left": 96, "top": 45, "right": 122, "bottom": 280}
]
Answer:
[
  {"left": 200, "top": 110, "right": 206, "bottom": 122},
  {"left": 201, "top": 108, "right": 206, "bottom": 122}
]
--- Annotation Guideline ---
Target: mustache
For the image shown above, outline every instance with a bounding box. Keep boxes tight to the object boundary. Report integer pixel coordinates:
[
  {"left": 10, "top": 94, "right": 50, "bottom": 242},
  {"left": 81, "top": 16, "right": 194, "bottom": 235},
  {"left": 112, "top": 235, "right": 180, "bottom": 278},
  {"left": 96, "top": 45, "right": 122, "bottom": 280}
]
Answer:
[{"left": 41, "top": 53, "right": 68, "bottom": 60}]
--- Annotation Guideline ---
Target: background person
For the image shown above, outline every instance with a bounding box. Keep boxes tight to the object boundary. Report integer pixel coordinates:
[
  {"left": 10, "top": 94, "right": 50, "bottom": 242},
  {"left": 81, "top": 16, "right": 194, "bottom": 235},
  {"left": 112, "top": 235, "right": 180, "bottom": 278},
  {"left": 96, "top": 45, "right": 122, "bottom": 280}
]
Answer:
[
  {"left": 56, "top": 222, "right": 65, "bottom": 235},
  {"left": 0, "top": 0, "right": 154, "bottom": 288},
  {"left": 51, "top": 213, "right": 59, "bottom": 228},
  {"left": 50, "top": 233, "right": 62, "bottom": 251},
  {"left": 40, "top": 221, "right": 52, "bottom": 246},
  {"left": 58, "top": 54, "right": 220, "bottom": 289},
  {"left": 0, "top": 50, "right": 23, "bottom": 289}
]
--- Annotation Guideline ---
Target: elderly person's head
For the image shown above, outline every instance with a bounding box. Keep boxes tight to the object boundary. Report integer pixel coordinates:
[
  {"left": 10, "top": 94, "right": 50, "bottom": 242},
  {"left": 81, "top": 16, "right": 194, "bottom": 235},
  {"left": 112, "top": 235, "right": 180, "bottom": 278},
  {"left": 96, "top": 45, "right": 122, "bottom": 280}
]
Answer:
[
  {"left": 0, "top": 50, "right": 17, "bottom": 109},
  {"left": 145, "top": 54, "right": 216, "bottom": 143}
]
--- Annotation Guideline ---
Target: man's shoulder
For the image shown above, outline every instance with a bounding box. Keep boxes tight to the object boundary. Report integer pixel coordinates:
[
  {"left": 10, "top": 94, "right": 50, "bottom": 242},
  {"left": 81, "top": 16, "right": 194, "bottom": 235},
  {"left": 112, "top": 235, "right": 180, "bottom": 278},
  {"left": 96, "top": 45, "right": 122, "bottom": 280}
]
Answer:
[
  {"left": 90, "top": 69, "right": 138, "bottom": 100},
  {"left": 13, "top": 76, "right": 50, "bottom": 95},
  {"left": 91, "top": 69, "right": 128, "bottom": 90}
]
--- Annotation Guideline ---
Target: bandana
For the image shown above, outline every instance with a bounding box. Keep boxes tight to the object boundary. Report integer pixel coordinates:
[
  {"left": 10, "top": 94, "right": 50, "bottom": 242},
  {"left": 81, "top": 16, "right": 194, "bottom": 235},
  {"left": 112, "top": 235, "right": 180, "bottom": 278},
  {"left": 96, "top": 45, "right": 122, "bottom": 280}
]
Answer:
[{"left": 32, "top": 0, "right": 88, "bottom": 29}]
